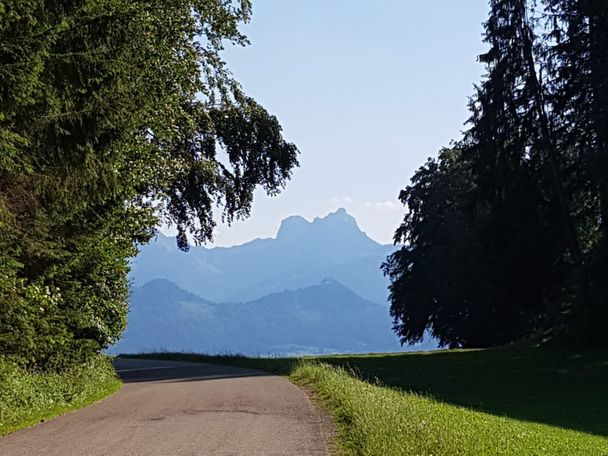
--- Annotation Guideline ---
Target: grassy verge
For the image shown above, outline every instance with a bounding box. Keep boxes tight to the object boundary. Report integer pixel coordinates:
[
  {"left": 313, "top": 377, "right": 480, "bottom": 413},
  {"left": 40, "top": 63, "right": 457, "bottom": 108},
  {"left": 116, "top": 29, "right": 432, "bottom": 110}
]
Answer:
[
  {"left": 0, "top": 356, "right": 121, "bottom": 436},
  {"left": 126, "top": 343, "right": 608, "bottom": 455},
  {"left": 293, "top": 362, "right": 607, "bottom": 455}
]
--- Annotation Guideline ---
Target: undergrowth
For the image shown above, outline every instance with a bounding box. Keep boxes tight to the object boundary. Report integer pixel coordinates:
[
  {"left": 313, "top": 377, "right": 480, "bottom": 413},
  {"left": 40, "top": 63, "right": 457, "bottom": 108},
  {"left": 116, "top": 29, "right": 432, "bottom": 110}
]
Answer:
[{"left": 0, "top": 356, "right": 121, "bottom": 436}]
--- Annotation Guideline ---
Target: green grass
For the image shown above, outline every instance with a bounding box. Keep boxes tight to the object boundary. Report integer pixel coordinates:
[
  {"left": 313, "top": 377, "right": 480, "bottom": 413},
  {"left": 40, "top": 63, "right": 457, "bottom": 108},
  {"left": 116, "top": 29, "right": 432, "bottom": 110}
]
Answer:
[
  {"left": 320, "top": 343, "right": 608, "bottom": 438},
  {"left": 0, "top": 356, "right": 122, "bottom": 436},
  {"left": 128, "top": 343, "right": 608, "bottom": 455},
  {"left": 293, "top": 361, "right": 607, "bottom": 455}
]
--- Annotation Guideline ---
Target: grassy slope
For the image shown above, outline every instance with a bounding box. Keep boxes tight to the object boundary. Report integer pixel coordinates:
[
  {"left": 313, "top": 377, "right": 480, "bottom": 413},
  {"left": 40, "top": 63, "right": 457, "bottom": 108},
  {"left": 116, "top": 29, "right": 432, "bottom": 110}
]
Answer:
[
  {"left": 294, "top": 362, "right": 606, "bottom": 456},
  {"left": 129, "top": 343, "right": 608, "bottom": 455},
  {"left": 0, "top": 356, "right": 121, "bottom": 436}
]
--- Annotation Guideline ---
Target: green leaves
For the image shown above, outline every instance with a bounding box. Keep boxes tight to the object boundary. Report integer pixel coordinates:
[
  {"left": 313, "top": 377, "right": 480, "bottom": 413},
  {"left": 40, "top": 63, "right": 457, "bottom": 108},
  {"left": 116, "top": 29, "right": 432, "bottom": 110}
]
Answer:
[
  {"left": 387, "top": 0, "right": 608, "bottom": 347},
  {"left": 0, "top": 0, "right": 298, "bottom": 368}
]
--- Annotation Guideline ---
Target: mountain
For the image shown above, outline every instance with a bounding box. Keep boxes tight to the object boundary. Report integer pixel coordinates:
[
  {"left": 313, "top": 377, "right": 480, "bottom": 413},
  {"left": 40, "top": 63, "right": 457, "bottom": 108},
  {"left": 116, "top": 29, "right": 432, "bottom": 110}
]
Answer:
[
  {"left": 110, "top": 278, "right": 422, "bottom": 356},
  {"left": 130, "top": 208, "right": 396, "bottom": 304}
]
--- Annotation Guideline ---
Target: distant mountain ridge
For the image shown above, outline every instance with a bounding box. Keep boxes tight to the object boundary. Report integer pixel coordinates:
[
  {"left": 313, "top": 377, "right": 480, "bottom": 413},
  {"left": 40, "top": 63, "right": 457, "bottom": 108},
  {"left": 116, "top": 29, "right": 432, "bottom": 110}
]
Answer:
[
  {"left": 110, "top": 278, "right": 413, "bottom": 355},
  {"left": 130, "top": 208, "right": 396, "bottom": 304}
]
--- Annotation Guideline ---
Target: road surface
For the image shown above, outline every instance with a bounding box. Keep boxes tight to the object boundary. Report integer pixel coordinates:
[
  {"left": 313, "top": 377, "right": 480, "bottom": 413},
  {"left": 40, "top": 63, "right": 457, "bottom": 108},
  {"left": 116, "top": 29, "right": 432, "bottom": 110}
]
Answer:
[{"left": 1, "top": 359, "right": 332, "bottom": 455}]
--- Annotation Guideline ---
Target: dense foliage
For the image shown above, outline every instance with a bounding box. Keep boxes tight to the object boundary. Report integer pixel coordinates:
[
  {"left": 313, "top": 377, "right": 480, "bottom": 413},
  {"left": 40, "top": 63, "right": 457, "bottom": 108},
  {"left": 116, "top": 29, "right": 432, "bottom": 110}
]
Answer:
[
  {"left": 384, "top": 0, "right": 608, "bottom": 347},
  {"left": 0, "top": 0, "right": 298, "bottom": 368}
]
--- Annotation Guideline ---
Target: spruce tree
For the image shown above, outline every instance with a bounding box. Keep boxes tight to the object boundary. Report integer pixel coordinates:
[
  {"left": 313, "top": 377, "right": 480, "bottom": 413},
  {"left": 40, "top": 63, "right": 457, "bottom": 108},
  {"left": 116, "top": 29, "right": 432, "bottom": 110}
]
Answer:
[
  {"left": 387, "top": 0, "right": 572, "bottom": 346},
  {"left": 543, "top": 0, "right": 608, "bottom": 337}
]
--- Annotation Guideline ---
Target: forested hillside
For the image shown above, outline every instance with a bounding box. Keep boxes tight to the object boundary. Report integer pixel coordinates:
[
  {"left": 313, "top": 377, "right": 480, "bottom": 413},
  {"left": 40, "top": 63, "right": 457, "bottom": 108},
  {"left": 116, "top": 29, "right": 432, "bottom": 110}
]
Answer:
[
  {"left": 110, "top": 278, "right": 406, "bottom": 355},
  {"left": 0, "top": 0, "right": 297, "bottom": 369},
  {"left": 385, "top": 0, "right": 608, "bottom": 347}
]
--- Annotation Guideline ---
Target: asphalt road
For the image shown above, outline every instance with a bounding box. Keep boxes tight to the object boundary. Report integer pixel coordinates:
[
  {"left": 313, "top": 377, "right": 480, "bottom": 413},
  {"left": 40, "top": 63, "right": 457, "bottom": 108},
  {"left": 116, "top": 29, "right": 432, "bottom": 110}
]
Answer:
[{"left": 1, "top": 359, "right": 332, "bottom": 455}]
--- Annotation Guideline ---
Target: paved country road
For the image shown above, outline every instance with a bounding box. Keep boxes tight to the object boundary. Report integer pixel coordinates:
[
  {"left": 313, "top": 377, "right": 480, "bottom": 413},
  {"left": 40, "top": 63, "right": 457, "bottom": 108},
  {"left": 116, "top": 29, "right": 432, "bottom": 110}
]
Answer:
[{"left": 1, "top": 359, "right": 332, "bottom": 456}]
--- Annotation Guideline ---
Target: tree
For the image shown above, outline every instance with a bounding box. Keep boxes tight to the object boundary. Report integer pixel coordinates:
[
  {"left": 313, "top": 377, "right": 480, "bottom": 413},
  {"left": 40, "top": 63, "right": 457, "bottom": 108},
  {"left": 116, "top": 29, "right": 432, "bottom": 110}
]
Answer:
[
  {"left": 383, "top": 148, "right": 483, "bottom": 347},
  {"left": 384, "top": 0, "right": 603, "bottom": 347},
  {"left": 461, "top": 0, "right": 567, "bottom": 340},
  {"left": 0, "top": 0, "right": 298, "bottom": 367},
  {"left": 543, "top": 0, "right": 608, "bottom": 337}
]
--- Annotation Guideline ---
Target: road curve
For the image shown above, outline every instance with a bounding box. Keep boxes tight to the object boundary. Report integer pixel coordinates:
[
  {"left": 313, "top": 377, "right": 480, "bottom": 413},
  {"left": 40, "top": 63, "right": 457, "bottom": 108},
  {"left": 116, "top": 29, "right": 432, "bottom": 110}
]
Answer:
[{"left": 1, "top": 359, "right": 332, "bottom": 455}]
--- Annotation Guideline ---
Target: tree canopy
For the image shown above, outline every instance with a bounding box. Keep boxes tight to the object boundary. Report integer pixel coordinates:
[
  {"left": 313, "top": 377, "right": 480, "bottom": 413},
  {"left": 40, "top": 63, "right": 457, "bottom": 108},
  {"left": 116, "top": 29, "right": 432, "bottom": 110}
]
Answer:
[
  {"left": 385, "top": 0, "right": 608, "bottom": 347},
  {"left": 0, "top": 0, "right": 298, "bottom": 367}
]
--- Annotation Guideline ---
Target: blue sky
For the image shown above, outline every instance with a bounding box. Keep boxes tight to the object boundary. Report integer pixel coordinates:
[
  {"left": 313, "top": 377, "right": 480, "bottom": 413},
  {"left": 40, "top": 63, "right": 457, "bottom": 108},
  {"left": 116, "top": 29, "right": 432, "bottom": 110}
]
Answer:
[{"left": 208, "top": 1, "right": 489, "bottom": 246}]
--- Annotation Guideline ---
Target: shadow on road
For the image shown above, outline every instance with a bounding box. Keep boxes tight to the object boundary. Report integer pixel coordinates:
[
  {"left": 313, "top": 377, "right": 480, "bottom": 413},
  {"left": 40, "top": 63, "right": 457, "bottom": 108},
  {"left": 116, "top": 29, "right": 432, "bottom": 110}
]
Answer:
[{"left": 114, "top": 358, "right": 273, "bottom": 384}]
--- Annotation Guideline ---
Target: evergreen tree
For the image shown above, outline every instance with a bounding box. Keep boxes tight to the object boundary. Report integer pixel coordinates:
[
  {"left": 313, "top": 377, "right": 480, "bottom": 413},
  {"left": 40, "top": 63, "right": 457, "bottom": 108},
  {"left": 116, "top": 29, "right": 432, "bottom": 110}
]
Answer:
[
  {"left": 463, "top": 0, "right": 569, "bottom": 339},
  {"left": 543, "top": 0, "right": 608, "bottom": 338},
  {"left": 385, "top": 0, "right": 608, "bottom": 347}
]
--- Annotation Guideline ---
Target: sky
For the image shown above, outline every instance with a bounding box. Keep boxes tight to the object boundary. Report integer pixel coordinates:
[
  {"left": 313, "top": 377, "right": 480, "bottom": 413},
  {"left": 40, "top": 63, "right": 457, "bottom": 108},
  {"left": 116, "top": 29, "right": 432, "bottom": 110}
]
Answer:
[{"left": 196, "top": 1, "right": 490, "bottom": 247}]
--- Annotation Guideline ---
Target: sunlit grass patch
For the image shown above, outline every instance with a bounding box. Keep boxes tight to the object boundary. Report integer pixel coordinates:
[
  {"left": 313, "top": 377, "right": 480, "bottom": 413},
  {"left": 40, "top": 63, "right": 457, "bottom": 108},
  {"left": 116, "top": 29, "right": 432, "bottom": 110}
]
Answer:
[{"left": 291, "top": 362, "right": 608, "bottom": 456}]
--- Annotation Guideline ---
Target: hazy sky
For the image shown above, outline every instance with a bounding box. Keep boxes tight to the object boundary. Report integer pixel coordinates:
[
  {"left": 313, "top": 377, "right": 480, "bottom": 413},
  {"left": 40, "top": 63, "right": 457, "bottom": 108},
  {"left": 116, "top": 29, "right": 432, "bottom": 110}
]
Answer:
[{"left": 203, "top": 1, "right": 489, "bottom": 246}]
